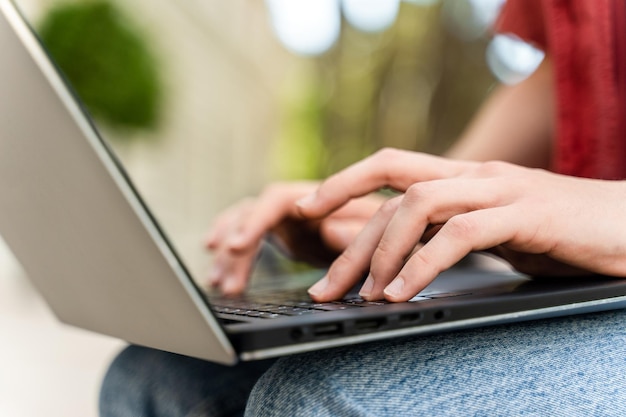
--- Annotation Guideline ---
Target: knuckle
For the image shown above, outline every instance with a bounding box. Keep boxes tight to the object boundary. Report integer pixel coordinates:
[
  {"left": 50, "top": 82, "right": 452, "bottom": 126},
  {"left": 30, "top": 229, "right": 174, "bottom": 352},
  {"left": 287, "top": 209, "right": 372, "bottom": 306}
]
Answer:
[
  {"left": 445, "top": 215, "right": 479, "bottom": 240},
  {"left": 412, "top": 249, "right": 441, "bottom": 276},
  {"left": 334, "top": 245, "right": 359, "bottom": 269},
  {"left": 328, "top": 246, "right": 363, "bottom": 280},
  {"left": 373, "top": 238, "right": 394, "bottom": 259},
  {"left": 378, "top": 196, "right": 402, "bottom": 216},
  {"left": 404, "top": 182, "right": 435, "bottom": 204},
  {"left": 475, "top": 160, "right": 512, "bottom": 176},
  {"left": 373, "top": 147, "right": 403, "bottom": 165},
  {"left": 370, "top": 247, "right": 401, "bottom": 281}
]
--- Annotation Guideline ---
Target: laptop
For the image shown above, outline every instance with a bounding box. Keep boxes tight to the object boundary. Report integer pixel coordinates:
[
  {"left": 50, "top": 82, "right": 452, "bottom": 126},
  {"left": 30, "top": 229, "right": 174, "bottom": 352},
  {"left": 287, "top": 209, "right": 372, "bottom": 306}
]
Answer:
[{"left": 2, "top": 0, "right": 626, "bottom": 365}]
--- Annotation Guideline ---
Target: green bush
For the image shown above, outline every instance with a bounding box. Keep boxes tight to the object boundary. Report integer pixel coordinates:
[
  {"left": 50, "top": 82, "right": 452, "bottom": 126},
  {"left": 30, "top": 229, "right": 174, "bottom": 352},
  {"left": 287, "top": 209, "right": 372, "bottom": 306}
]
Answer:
[{"left": 38, "top": 1, "right": 162, "bottom": 132}]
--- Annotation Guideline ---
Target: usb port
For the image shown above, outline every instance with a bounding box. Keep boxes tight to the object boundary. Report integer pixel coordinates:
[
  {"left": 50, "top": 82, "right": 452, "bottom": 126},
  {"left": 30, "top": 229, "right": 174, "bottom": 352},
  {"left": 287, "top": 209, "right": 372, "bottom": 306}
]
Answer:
[
  {"left": 354, "top": 318, "right": 386, "bottom": 332},
  {"left": 313, "top": 323, "right": 342, "bottom": 338},
  {"left": 399, "top": 313, "right": 422, "bottom": 324}
]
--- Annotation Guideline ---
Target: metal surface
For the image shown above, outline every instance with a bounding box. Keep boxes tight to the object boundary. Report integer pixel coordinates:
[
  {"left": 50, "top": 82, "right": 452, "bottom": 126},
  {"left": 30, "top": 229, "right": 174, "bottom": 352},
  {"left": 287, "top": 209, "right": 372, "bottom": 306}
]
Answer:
[
  {"left": 240, "top": 294, "right": 626, "bottom": 360},
  {"left": 0, "top": 0, "right": 235, "bottom": 364}
]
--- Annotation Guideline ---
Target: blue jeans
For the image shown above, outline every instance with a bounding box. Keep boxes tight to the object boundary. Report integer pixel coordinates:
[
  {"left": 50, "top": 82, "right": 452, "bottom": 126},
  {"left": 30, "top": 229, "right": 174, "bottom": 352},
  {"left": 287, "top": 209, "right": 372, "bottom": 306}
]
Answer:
[{"left": 100, "top": 309, "right": 626, "bottom": 417}]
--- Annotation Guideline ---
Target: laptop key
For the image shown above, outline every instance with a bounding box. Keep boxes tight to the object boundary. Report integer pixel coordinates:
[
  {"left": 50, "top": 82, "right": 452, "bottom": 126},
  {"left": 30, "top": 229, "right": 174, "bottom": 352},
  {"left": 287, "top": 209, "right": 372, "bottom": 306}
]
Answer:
[
  {"left": 258, "top": 312, "right": 284, "bottom": 319},
  {"left": 342, "top": 299, "right": 388, "bottom": 306},
  {"left": 314, "top": 304, "right": 361, "bottom": 311},
  {"left": 280, "top": 308, "right": 324, "bottom": 316}
]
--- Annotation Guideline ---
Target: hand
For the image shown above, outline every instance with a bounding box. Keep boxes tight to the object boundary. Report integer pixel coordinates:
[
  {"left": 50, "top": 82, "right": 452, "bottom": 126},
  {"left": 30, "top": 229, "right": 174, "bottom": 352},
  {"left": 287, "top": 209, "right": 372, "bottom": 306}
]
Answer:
[
  {"left": 205, "top": 182, "right": 385, "bottom": 295},
  {"left": 300, "top": 148, "right": 626, "bottom": 302}
]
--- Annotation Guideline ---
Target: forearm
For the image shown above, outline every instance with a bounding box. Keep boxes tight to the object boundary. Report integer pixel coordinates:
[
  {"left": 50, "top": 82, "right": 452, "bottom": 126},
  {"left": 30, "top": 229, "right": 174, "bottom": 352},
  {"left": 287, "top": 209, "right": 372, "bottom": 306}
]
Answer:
[{"left": 445, "top": 57, "right": 555, "bottom": 168}]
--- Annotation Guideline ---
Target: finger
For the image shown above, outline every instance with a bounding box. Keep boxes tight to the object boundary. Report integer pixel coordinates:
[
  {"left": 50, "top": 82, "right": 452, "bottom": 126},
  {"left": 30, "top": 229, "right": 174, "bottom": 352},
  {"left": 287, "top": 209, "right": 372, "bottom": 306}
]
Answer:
[
  {"left": 205, "top": 201, "right": 258, "bottom": 289},
  {"left": 308, "top": 196, "right": 403, "bottom": 302},
  {"left": 319, "top": 219, "right": 368, "bottom": 252},
  {"left": 369, "top": 179, "right": 505, "bottom": 294},
  {"left": 227, "top": 183, "right": 317, "bottom": 252},
  {"left": 383, "top": 207, "right": 518, "bottom": 302},
  {"left": 211, "top": 241, "right": 261, "bottom": 295},
  {"left": 297, "top": 148, "right": 475, "bottom": 218},
  {"left": 204, "top": 198, "right": 253, "bottom": 249},
  {"left": 207, "top": 214, "right": 256, "bottom": 287},
  {"left": 313, "top": 195, "right": 387, "bottom": 252},
  {"left": 209, "top": 202, "right": 264, "bottom": 292},
  {"left": 329, "top": 194, "right": 387, "bottom": 220}
]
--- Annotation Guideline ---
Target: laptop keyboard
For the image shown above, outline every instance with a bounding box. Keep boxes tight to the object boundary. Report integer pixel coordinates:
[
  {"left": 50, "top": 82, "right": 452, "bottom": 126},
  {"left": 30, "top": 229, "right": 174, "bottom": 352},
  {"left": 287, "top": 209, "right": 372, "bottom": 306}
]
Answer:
[{"left": 211, "top": 289, "right": 471, "bottom": 319}]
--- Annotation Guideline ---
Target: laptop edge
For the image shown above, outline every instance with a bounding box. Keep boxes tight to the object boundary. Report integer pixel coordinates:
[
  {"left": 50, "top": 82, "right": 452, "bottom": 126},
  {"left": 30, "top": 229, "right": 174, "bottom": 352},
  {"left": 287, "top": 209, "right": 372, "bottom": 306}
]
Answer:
[{"left": 0, "top": 0, "right": 236, "bottom": 364}]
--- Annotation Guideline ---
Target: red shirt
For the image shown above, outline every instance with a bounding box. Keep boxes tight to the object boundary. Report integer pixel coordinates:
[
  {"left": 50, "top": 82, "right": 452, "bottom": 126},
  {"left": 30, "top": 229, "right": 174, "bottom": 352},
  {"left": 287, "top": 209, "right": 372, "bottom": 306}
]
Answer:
[{"left": 496, "top": 0, "right": 626, "bottom": 179}]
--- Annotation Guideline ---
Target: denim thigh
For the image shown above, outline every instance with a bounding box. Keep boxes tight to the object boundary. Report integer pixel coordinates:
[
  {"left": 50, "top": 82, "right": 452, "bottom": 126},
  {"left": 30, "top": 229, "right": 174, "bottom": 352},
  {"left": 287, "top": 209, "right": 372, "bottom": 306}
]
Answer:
[
  {"left": 100, "top": 345, "right": 275, "bottom": 417},
  {"left": 246, "top": 309, "right": 626, "bottom": 417}
]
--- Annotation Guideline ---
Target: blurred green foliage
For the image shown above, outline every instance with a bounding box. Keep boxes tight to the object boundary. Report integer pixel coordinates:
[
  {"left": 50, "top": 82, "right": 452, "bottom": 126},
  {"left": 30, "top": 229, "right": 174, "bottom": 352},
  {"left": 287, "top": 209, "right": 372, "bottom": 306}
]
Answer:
[
  {"left": 38, "top": 1, "right": 162, "bottom": 132},
  {"left": 270, "top": 70, "right": 326, "bottom": 180}
]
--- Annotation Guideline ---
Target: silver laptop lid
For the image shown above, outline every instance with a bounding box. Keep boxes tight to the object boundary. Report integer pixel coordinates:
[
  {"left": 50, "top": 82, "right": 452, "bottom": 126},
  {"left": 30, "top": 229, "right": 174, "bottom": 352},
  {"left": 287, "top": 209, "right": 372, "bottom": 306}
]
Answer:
[{"left": 0, "top": 0, "right": 236, "bottom": 364}]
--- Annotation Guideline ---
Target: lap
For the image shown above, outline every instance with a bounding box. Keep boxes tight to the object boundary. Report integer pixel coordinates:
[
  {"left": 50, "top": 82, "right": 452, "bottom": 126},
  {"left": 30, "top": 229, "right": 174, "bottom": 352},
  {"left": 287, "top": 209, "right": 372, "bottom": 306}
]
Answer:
[
  {"left": 99, "top": 309, "right": 626, "bottom": 417},
  {"left": 246, "top": 309, "right": 626, "bottom": 417},
  {"left": 99, "top": 345, "right": 275, "bottom": 417}
]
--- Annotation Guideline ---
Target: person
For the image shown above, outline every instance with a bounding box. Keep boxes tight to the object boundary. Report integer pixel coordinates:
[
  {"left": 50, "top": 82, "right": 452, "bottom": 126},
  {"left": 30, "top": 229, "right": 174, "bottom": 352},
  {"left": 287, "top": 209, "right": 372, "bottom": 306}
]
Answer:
[{"left": 99, "top": 0, "right": 626, "bottom": 416}]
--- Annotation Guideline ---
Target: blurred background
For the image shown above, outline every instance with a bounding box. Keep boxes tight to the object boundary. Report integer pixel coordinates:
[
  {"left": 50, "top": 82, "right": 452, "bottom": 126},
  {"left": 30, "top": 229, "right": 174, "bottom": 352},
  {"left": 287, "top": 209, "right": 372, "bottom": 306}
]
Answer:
[{"left": 0, "top": 0, "right": 543, "bottom": 415}]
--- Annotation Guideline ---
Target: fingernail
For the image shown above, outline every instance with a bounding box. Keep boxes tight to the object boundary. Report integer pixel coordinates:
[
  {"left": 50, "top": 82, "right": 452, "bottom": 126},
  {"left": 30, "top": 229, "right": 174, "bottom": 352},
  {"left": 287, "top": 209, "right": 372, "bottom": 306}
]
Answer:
[
  {"left": 207, "top": 265, "right": 223, "bottom": 285},
  {"left": 384, "top": 277, "right": 405, "bottom": 298},
  {"left": 308, "top": 275, "right": 329, "bottom": 297},
  {"left": 221, "top": 277, "right": 242, "bottom": 295},
  {"left": 359, "top": 274, "right": 374, "bottom": 299},
  {"left": 296, "top": 193, "right": 316, "bottom": 208}
]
